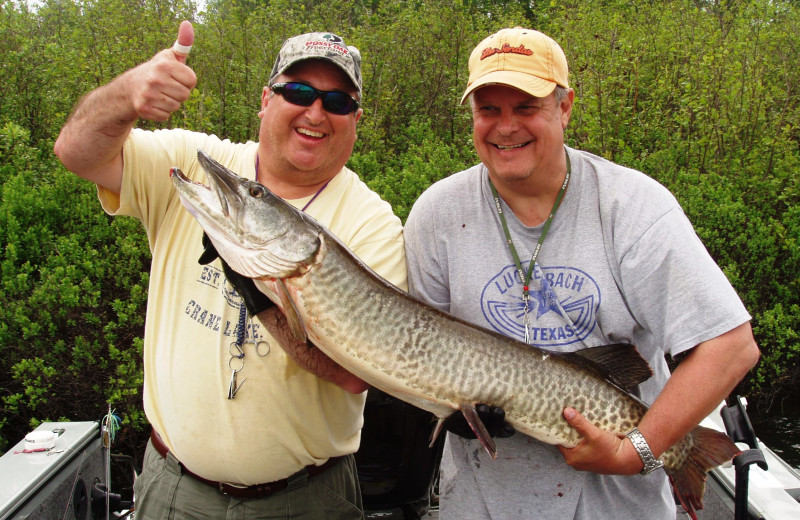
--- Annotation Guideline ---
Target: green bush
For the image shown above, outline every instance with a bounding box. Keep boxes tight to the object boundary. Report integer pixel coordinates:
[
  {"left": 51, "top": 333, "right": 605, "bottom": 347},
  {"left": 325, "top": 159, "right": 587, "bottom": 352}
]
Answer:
[
  {"left": 0, "top": 123, "right": 149, "bottom": 452},
  {"left": 353, "top": 117, "right": 477, "bottom": 222}
]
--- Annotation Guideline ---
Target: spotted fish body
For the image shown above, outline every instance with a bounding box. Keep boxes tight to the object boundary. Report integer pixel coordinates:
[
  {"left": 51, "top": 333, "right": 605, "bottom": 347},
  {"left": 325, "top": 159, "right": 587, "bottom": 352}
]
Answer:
[
  {"left": 288, "top": 233, "right": 643, "bottom": 447},
  {"left": 171, "top": 150, "right": 739, "bottom": 519}
]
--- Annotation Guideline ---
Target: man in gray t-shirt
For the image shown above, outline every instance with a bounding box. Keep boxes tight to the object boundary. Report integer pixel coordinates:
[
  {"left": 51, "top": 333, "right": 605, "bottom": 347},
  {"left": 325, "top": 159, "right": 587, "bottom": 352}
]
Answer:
[{"left": 404, "top": 27, "right": 760, "bottom": 520}]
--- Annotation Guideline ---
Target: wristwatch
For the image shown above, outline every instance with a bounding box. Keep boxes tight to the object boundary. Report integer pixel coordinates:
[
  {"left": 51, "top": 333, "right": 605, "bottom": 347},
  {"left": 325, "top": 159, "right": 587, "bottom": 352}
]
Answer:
[{"left": 626, "top": 427, "right": 665, "bottom": 475}]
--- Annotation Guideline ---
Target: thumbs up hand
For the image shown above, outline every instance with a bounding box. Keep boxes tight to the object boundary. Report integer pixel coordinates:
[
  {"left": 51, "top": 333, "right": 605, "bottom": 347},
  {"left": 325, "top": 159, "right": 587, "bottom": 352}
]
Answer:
[{"left": 128, "top": 21, "right": 197, "bottom": 122}]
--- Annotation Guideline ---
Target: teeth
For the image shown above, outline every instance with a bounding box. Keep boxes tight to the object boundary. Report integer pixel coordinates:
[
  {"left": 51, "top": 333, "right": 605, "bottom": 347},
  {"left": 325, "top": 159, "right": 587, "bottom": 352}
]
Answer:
[
  {"left": 298, "top": 127, "right": 324, "bottom": 138},
  {"left": 497, "top": 143, "right": 525, "bottom": 150}
]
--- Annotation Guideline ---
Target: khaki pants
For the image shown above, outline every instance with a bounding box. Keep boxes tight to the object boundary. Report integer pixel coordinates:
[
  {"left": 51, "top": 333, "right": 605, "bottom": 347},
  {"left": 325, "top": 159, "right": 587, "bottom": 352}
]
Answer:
[{"left": 133, "top": 439, "right": 364, "bottom": 520}]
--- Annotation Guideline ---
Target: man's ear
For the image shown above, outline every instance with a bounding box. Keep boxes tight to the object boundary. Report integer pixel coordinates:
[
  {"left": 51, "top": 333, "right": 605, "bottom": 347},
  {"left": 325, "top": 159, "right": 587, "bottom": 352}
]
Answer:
[
  {"left": 560, "top": 88, "right": 575, "bottom": 129},
  {"left": 259, "top": 86, "right": 271, "bottom": 117}
]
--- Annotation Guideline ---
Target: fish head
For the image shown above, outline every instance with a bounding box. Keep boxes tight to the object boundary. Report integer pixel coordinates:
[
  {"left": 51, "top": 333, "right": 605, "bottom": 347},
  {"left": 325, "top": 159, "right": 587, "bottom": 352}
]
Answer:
[{"left": 170, "top": 149, "right": 320, "bottom": 280}]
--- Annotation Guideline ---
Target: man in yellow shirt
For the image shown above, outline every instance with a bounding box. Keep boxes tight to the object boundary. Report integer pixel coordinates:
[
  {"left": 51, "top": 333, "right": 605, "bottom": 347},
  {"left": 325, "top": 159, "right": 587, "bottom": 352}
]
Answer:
[{"left": 54, "top": 21, "right": 405, "bottom": 520}]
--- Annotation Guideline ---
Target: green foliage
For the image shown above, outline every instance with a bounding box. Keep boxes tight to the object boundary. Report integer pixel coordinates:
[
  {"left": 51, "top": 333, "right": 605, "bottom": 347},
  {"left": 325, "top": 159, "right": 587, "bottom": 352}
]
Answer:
[
  {"left": 0, "top": 122, "right": 150, "bottom": 451},
  {"left": 0, "top": 0, "right": 798, "bottom": 453},
  {"left": 353, "top": 116, "right": 477, "bottom": 222},
  {"left": 751, "top": 303, "right": 800, "bottom": 397}
]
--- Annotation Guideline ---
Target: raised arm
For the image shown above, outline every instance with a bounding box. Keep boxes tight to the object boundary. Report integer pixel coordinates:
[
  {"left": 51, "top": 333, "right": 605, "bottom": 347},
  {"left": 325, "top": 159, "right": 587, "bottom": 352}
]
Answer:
[{"left": 53, "top": 21, "right": 197, "bottom": 194}]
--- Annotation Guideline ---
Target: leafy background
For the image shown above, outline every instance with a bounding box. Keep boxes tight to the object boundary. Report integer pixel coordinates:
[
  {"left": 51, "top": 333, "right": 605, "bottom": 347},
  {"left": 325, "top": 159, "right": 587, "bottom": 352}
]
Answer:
[{"left": 1, "top": 0, "right": 798, "bottom": 468}]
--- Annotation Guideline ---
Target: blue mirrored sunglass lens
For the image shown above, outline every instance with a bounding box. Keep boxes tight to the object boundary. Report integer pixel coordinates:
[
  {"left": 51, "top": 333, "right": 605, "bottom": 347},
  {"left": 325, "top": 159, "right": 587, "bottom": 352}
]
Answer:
[
  {"left": 324, "top": 97, "right": 353, "bottom": 113},
  {"left": 275, "top": 83, "right": 358, "bottom": 115},
  {"left": 282, "top": 83, "right": 317, "bottom": 105}
]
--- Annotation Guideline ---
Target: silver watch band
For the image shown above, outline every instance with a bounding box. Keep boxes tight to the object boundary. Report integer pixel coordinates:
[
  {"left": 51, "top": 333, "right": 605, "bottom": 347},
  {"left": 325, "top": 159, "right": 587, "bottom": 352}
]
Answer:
[{"left": 626, "top": 427, "right": 665, "bottom": 475}]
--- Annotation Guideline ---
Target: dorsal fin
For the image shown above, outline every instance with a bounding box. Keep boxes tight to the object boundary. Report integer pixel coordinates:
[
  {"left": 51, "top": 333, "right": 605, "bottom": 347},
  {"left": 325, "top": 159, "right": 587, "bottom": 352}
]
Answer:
[{"left": 563, "top": 343, "right": 653, "bottom": 391}]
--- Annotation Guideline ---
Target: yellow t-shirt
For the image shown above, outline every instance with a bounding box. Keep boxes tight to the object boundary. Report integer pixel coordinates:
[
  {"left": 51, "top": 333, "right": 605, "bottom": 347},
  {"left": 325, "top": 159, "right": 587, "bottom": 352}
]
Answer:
[{"left": 98, "top": 128, "right": 407, "bottom": 484}]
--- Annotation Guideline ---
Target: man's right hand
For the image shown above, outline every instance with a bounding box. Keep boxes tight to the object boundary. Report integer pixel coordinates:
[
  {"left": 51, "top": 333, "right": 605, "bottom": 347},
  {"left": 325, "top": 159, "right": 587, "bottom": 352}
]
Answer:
[
  {"left": 128, "top": 20, "right": 197, "bottom": 122},
  {"left": 54, "top": 21, "right": 198, "bottom": 192}
]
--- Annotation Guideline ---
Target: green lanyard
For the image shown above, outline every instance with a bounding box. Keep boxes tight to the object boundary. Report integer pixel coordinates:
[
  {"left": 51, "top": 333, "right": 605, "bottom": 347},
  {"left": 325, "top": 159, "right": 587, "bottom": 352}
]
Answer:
[{"left": 488, "top": 151, "right": 571, "bottom": 343}]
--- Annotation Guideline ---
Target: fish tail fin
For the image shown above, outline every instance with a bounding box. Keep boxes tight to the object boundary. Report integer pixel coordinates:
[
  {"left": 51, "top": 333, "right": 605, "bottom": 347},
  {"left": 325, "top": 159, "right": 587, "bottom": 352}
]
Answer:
[{"left": 667, "top": 425, "right": 741, "bottom": 519}]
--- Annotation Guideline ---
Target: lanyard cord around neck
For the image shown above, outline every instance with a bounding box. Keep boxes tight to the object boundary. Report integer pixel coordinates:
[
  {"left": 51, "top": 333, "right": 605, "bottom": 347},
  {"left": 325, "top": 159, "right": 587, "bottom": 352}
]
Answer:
[
  {"left": 255, "top": 154, "right": 332, "bottom": 211},
  {"left": 488, "top": 151, "right": 571, "bottom": 342}
]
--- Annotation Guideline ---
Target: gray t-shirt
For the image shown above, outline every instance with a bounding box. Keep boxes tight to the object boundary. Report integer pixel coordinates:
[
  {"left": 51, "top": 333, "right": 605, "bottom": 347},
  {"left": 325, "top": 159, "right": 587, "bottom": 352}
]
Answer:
[{"left": 404, "top": 146, "right": 751, "bottom": 520}]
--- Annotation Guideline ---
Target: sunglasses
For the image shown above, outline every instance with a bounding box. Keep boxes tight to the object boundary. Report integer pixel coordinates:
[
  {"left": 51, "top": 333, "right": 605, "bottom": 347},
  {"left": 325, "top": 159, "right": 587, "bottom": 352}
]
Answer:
[{"left": 270, "top": 82, "right": 360, "bottom": 115}]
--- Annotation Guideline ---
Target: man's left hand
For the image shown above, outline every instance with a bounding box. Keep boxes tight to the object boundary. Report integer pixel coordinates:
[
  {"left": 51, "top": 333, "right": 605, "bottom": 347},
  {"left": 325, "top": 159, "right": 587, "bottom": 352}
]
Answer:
[{"left": 557, "top": 407, "right": 643, "bottom": 475}]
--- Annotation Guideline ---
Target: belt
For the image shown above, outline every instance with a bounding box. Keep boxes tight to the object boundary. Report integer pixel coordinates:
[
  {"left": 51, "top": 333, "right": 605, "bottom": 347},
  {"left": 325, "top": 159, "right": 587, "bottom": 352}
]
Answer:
[{"left": 149, "top": 429, "right": 342, "bottom": 500}]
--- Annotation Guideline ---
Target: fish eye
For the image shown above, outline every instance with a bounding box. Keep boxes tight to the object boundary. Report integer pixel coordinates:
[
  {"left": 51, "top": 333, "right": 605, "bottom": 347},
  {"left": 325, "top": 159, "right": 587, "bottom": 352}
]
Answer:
[{"left": 249, "top": 185, "right": 266, "bottom": 198}]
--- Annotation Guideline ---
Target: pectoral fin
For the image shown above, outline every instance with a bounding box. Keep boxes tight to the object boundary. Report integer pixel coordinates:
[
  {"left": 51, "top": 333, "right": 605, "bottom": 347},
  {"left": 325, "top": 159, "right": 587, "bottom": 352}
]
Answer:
[
  {"left": 429, "top": 417, "right": 447, "bottom": 448},
  {"left": 276, "top": 279, "right": 307, "bottom": 344},
  {"left": 461, "top": 403, "right": 497, "bottom": 459}
]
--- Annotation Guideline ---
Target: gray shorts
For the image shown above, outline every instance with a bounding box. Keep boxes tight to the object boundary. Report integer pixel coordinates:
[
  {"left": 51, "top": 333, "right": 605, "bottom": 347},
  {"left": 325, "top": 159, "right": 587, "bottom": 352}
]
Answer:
[{"left": 133, "top": 439, "right": 364, "bottom": 520}]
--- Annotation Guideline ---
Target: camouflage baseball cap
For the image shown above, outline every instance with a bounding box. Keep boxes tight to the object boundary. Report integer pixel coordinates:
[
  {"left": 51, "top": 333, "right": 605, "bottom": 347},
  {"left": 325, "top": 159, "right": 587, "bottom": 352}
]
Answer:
[{"left": 269, "top": 32, "right": 362, "bottom": 97}]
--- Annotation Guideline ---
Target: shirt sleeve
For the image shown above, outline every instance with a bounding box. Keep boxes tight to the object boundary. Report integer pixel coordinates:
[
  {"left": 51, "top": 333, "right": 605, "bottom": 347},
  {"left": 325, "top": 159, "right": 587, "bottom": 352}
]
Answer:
[
  {"left": 404, "top": 188, "right": 451, "bottom": 312},
  {"left": 617, "top": 205, "right": 751, "bottom": 357}
]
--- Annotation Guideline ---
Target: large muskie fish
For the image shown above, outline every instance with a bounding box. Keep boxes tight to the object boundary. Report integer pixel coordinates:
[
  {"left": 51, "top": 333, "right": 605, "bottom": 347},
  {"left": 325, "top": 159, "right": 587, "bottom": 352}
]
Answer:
[{"left": 171, "top": 150, "right": 739, "bottom": 519}]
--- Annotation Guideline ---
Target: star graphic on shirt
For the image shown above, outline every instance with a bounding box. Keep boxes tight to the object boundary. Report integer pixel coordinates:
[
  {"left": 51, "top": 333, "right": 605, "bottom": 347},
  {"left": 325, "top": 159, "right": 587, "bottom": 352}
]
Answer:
[{"left": 532, "top": 277, "right": 563, "bottom": 318}]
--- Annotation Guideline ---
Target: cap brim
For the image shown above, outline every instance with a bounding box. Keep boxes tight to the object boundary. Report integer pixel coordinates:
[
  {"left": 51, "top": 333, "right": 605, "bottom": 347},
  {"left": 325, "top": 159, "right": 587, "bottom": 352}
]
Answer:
[{"left": 460, "top": 71, "right": 557, "bottom": 104}]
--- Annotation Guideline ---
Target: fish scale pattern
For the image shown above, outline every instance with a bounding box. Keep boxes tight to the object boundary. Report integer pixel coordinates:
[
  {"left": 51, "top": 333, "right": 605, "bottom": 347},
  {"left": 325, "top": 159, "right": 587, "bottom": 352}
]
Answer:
[{"left": 288, "top": 230, "right": 664, "bottom": 458}]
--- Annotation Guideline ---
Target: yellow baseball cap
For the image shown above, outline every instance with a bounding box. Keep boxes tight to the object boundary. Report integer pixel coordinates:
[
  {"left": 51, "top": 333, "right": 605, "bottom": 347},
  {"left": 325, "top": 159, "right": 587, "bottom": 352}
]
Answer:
[{"left": 461, "top": 27, "right": 569, "bottom": 104}]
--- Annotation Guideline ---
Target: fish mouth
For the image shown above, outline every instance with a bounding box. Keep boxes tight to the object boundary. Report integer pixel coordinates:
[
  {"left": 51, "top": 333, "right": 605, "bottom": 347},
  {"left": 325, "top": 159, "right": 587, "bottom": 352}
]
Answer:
[
  {"left": 196, "top": 149, "right": 249, "bottom": 219},
  {"left": 170, "top": 149, "right": 320, "bottom": 280},
  {"left": 169, "top": 150, "right": 271, "bottom": 249},
  {"left": 169, "top": 165, "right": 225, "bottom": 216},
  {"left": 169, "top": 165, "right": 228, "bottom": 227}
]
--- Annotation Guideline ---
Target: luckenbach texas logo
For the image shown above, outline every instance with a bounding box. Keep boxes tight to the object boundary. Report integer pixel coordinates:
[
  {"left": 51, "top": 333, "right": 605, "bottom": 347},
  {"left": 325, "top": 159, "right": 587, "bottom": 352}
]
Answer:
[{"left": 481, "top": 263, "right": 600, "bottom": 348}]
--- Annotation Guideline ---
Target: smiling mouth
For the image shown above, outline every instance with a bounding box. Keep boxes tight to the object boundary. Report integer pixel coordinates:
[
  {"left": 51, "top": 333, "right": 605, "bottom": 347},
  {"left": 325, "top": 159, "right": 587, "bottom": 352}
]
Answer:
[
  {"left": 297, "top": 127, "right": 325, "bottom": 138},
  {"left": 494, "top": 142, "right": 529, "bottom": 151}
]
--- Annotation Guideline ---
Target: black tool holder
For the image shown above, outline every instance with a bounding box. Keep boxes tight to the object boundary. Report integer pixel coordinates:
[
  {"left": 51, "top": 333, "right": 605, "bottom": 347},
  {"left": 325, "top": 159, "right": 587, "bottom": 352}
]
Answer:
[{"left": 720, "top": 395, "right": 768, "bottom": 520}]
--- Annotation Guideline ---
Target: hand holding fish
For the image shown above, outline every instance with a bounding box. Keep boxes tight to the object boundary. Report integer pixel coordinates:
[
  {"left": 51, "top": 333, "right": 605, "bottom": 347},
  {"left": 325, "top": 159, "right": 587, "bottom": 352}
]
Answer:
[{"left": 558, "top": 407, "right": 643, "bottom": 475}]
